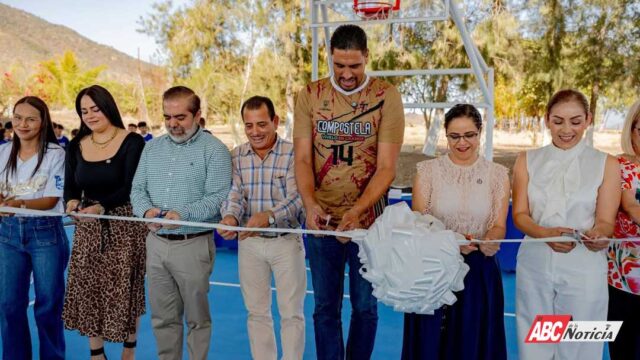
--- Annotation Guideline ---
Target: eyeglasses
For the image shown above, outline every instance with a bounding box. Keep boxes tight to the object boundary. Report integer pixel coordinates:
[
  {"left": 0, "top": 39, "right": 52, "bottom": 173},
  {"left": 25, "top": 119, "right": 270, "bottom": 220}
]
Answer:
[
  {"left": 446, "top": 131, "right": 479, "bottom": 143},
  {"left": 11, "top": 117, "right": 40, "bottom": 126}
]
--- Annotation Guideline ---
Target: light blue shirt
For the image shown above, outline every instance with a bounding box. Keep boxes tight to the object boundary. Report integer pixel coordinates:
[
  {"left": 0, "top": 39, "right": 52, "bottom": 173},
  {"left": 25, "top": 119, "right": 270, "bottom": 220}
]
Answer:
[{"left": 130, "top": 127, "right": 232, "bottom": 235}]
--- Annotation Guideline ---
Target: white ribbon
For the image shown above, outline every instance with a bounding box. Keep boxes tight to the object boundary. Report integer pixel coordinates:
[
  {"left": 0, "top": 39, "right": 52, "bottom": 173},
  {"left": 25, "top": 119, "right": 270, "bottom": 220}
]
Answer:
[
  {"left": 3, "top": 203, "right": 635, "bottom": 315},
  {"left": 0, "top": 206, "right": 359, "bottom": 238},
  {"left": 0, "top": 206, "right": 635, "bottom": 244}
]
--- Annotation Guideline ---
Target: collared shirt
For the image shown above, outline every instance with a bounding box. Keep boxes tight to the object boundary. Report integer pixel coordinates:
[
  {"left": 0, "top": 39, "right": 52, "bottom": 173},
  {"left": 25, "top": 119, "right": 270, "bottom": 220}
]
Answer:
[
  {"left": 130, "top": 127, "right": 232, "bottom": 235},
  {"left": 221, "top": 136, "right": 303, "bottom": 230},
  {"left": 0, "top": 142, "right": 65, "bottom": 214}
]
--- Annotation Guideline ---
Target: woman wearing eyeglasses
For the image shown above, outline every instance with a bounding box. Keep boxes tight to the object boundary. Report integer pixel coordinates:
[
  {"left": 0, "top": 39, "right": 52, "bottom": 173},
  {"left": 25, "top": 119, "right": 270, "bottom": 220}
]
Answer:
[
  {"left": 402, "top": 104, "right": 510, "bottom": 360},
  {"left": 607, "top": 100, "right": 640, "bottom": 360},
  {"left": 0, "top": 96, "right": 68, "bottom": 359},
  {"left": 513, "top": 89, "right": 620, "bottom": 360}
]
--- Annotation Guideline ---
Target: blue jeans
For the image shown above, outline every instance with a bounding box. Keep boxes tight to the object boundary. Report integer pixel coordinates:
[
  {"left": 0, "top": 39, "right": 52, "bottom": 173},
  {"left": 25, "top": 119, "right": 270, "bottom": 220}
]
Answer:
[
  {"left": 306, "top": 235, "right": 378, "bottom": 360},
  {"left": 0, "top": 216, "right": 69, "bottom": 360}
]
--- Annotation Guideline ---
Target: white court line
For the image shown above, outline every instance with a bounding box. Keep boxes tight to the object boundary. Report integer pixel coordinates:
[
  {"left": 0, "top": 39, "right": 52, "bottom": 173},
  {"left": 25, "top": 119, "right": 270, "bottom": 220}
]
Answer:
[
  {"left": 209, "top": 281, "right": 518, "bottom": 316},
  {"left": 300, "top": 270, "right": 517, "bottom": 317},
  {"left": 26, "top": 282, "right": 517, "bottom": 318}
]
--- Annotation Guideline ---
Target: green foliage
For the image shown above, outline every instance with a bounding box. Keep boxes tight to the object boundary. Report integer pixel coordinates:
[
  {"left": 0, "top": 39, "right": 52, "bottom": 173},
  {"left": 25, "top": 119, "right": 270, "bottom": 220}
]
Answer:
[
  {"left": 139, "top": 0, "right": 314, "bottom": 130},
  {"left": 32, "top": 51, "right": 105, "bottom": 109},
  {"left": 568, "top": 0, "right": 638, "bottom": 122},
  {"left": 138, "top": 0, "right": 639, "bottom": 127},
  {"left": 103, "top": 82, "right": 140, "bottom": 115}
]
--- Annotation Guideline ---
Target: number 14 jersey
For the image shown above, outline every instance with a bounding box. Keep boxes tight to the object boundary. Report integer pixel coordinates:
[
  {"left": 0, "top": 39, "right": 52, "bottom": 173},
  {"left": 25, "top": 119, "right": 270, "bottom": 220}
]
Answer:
[{"left": 294, "top": 76, "right": 405, "bottom": 228}]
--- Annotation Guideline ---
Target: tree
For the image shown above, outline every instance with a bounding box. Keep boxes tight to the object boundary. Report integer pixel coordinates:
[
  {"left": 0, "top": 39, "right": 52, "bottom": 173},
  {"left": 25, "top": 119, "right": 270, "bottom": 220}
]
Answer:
[
  {"left": 139, "top": 0, "right": 315, "bottom": 142},
  {"left": 390, "top": 18, "right": 472, "bottom": 155},
  {"left": 269, "top": 0, "right": 313, "bottom": 139},
  {"left": 137, "top": 0, "right": 640, "bottom": 144},
  {"left": 0, "top": 64, "right": 30, "bottom": 116},
  {"left": 32, "top": 51, "right": 104, "bottom": 109},
  {"left": 140, "top": 0, "right": 250, "bottom": 109},
  {"left": 474, "top": 2, "right": 525, "bottom": 128},
  {"left": 569, "top": 0, "right": 639, "bottom": 142}
]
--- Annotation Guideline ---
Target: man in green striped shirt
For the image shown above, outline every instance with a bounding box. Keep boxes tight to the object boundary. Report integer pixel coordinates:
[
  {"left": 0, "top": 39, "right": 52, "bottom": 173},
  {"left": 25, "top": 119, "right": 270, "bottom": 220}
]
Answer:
[{"left": 131, "top": 86, "right": 232, "bottom": 360}]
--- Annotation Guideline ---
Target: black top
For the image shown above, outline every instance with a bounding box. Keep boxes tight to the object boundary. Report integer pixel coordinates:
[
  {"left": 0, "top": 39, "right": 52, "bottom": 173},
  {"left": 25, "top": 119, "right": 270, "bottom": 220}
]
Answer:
[{"left": 64, "top": 132, "right": 145, "bottom": 210}]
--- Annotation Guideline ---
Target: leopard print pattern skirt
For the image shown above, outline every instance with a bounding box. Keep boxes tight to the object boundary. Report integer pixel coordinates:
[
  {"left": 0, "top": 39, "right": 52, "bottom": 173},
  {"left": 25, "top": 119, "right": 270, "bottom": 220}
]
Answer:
[{"left": 62, "top": 203, "right": 148, "bottom": 342}]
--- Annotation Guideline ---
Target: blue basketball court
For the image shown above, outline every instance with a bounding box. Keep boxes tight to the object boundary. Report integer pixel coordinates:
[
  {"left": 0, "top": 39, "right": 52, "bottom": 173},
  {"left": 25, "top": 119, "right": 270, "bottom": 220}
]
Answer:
[{"left": 0, "top": 224, "right": 612, "bottom": 359}]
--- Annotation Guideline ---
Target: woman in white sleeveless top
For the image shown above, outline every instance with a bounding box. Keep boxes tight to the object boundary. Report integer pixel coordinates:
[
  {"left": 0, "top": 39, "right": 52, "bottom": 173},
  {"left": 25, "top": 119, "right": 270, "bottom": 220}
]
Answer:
[{"left": 512, "top": 89, "right": 620, "bottom": 360}]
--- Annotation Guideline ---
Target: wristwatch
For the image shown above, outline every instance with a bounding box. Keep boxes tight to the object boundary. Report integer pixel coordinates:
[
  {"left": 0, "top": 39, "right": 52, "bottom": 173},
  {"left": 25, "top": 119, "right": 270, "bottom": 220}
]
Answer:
[{"left": 268, "top": 212, "right": 275, "bottom": 226}]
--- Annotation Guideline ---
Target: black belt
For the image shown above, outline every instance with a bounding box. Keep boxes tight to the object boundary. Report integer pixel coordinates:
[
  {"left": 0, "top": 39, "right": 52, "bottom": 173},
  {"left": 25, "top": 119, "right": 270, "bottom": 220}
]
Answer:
[
  {"left": 261, "top": 232, "right": 290, "bottom": 238},
  {"left": 156, "top": 231, "right": 212, "bottom": 241}
]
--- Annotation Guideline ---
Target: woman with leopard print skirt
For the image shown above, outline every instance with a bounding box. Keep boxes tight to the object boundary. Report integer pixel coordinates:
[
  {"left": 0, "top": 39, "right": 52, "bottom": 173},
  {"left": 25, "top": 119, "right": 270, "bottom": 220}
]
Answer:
[{"left": 62, "top": 85, "right": 148, "bottom": 360}]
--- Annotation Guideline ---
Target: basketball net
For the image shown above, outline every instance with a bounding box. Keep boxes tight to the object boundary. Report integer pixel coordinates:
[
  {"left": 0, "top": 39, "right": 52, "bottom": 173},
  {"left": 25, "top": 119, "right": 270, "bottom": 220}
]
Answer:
[{"left": 353, "top": 1, "right": 396, "bottom": 20}]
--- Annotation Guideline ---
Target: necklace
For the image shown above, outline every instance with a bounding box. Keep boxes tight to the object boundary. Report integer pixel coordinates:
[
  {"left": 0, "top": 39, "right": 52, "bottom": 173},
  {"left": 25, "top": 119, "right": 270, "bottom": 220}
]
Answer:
[{"left": 91, "top": 128, "right": 118, "bottom": 149}]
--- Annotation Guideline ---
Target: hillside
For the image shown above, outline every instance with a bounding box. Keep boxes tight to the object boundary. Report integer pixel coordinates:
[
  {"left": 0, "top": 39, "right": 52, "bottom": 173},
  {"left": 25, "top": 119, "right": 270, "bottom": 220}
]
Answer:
[{"left": 0, "top": 3, "right": 156, "bottom": 82}]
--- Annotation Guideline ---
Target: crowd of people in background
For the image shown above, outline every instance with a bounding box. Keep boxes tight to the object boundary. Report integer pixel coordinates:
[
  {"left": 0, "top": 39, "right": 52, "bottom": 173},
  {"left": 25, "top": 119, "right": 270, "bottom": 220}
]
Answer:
[
  {"left": 126, "top": 121, "right": 154, "bottom": 142},
  {"left": 1, "top": 114, "right": 173, "bottom": 150},
  {"left": 0, "top": 24, "right": 638, "bottom": 360}
]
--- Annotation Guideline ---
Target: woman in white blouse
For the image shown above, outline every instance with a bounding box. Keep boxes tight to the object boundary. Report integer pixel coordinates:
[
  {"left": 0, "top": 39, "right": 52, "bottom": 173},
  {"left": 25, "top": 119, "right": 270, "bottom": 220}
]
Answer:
[
  {"left": 403, "top": 104, "right": 510, "bottom": 360},
  {"left": 0, "top": 96, "right": 68, "bottom": 360},
  {"left": 512, "top": 89, "right": 620, "bottom": 360}
]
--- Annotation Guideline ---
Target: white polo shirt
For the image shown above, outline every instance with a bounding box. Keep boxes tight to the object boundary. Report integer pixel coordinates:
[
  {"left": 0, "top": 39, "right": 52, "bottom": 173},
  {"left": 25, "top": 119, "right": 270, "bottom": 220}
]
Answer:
[{"left": 0, "top": 142, "right": 65, "bottom": 214}]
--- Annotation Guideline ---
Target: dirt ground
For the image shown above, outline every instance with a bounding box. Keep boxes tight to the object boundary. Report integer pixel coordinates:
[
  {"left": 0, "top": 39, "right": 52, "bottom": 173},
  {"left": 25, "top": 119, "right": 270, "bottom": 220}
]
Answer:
[
  {"left": 393, "top": 143, "right": 540, "bottom": 187},
  {"left": 391, "top": 139, "right": 622, "bottom": 189},
  {"left": 391, "top": 123, "right": 622, "bottom": 188},
  {"left": 393, "top": 151, "right": 518, "bottom": 187},
  {"left": 393, "top": 147, "right": 524, "bottom": 188}
]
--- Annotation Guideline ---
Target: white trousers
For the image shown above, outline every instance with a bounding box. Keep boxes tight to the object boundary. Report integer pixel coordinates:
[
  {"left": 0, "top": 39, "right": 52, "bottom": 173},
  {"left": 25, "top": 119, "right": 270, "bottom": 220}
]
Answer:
[
  {"left": 516, "top": 241, "right": 608, "bottom": 360},
  {"left": 239, "top": 233, "right": 307, "bottom": 360}
]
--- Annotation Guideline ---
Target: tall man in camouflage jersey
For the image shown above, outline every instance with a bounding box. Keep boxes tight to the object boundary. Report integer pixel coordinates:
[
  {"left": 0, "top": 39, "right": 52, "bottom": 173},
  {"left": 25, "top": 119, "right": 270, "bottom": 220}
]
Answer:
[{"left": 294, "top": 25, "right": 405, "bottom": 359}]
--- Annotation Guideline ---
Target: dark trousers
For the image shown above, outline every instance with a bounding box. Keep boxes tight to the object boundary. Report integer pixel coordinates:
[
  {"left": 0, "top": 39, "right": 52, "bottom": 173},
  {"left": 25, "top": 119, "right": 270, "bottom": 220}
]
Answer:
[
  {"left": 306, "top": 235, "right": 378, "bottom": 360},
  {"left": 608, "top": 285, "right": 640, "bottom": 360}
]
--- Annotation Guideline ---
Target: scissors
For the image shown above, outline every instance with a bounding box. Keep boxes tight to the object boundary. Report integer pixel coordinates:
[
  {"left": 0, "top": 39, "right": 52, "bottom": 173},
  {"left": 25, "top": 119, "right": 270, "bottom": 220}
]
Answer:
[{"left": 560, "top": 229, "right": 589, "bottom": 244}]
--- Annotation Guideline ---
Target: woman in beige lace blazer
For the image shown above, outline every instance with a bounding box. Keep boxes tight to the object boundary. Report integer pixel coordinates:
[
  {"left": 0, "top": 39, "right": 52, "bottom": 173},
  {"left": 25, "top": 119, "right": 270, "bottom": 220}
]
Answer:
[{"left": 402, "top": 104, "right": 510, "bottom": 360}]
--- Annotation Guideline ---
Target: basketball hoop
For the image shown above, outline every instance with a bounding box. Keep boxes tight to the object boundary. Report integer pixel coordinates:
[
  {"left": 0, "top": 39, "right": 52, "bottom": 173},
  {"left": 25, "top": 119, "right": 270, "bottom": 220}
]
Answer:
[{"left": 353, "top": 1, "right": 397, "bottom": 20}]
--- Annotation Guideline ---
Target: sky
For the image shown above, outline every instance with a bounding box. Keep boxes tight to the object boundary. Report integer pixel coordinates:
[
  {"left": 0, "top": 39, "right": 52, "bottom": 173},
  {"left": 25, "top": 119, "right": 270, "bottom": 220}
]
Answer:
[{"left": 0, "top": 0, "right": 188, "bottom": 63}]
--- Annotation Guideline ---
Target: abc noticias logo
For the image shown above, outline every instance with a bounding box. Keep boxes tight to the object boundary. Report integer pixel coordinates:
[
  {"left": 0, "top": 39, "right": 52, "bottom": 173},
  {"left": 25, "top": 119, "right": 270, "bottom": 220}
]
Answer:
[{"left": 525, "top": 315, "right": 622, "bottom": 343}]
